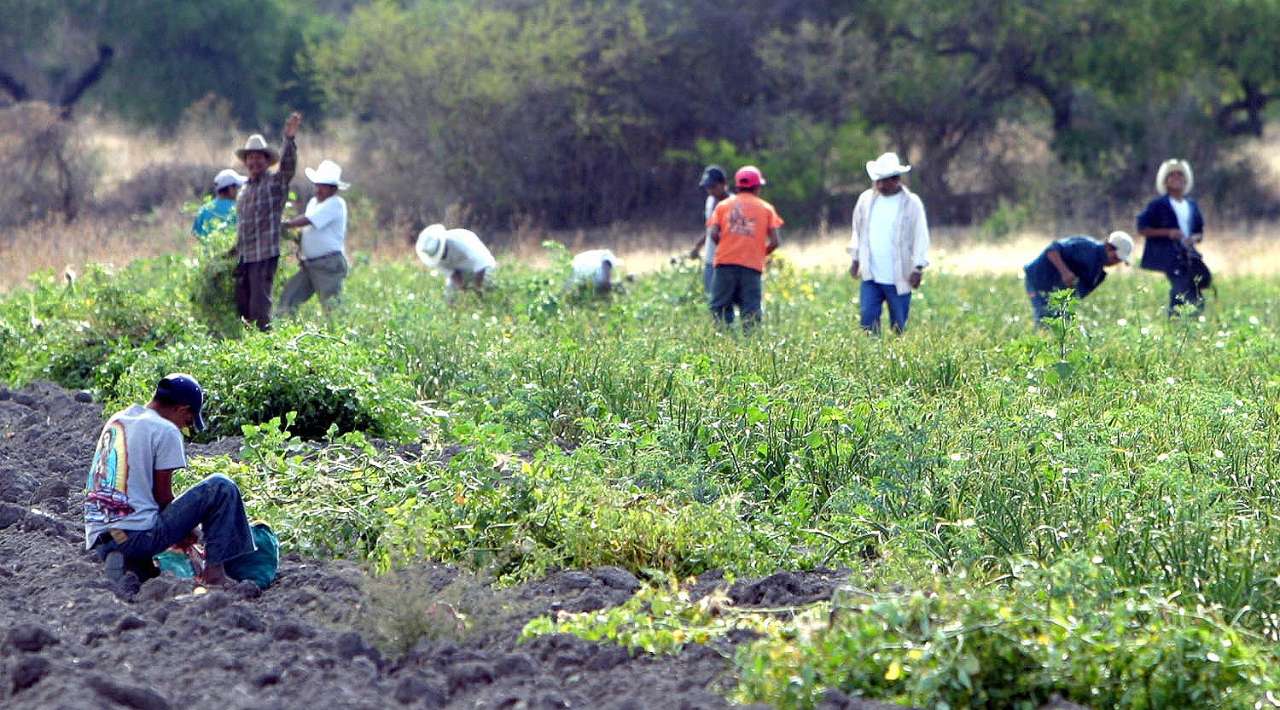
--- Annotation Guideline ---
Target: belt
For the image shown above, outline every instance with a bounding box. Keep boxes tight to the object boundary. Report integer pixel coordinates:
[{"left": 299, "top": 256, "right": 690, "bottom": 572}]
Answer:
[{"left": 302, "top": 251, "right": 344, "bottom": 263}]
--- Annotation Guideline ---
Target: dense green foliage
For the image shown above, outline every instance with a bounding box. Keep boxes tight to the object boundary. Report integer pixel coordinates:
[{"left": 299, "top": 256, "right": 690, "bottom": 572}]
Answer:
[{"left": 5, "top": 247, "right": 1280, "bottom": 704}]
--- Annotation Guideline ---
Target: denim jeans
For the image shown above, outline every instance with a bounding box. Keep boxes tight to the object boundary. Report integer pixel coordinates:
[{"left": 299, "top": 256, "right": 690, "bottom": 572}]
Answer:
[
  {"left": 709, "top": 264, "right": 763, "bottom": 327},
  {"left": 859, "top": 281, "right": 912, "bottom": 333},
  {"left": 94, "top": 475, "right": 255, "bottom": 567},
  {"left": 702, "top": 263, "right": 714, "bottom": 297}
]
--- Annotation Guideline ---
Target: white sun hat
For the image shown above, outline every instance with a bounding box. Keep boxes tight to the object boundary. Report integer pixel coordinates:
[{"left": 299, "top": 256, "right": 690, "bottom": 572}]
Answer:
[
  {"left": 235, "top": 134, "right": 279, "bottom": 164},
  {"left": 415, "top": 224, "right": 449, "bottom": 266},
  {"left": 1155, "top": 159, "right": 1193, "bottom": 196},
  {"left": 213, "top": 169, "right": 246, "bottom": 191},
  {"left": 304, "top": 159, "right": 350, "bottom": 190},
  {"left": 1108, "top": 231, "right": 1134, "bottom": 264},
  {"left": 866, "top": 152, "right": 912, "bottom": 181}
]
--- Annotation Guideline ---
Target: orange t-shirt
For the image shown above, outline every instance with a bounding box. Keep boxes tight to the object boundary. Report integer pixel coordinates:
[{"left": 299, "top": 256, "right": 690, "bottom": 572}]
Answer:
[{"left": 706, "top": 193, "right": 784, "bottom": 272}]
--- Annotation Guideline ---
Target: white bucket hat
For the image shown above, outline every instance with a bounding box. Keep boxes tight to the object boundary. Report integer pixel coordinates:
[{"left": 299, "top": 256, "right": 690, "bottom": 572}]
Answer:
[
  {"left": 305, "top": 159, "right": 350, "bottom": 190},
  {"left": 1107, "top": 231, "right": 1134, "bottom": 264},
  {"left": 1155, "top": 159, "right": 1193, "bottom": 196},
  {"left": 866, "top": 152, "right": 912, "bottom": 181},
  {"left": 234, "top": 134, "right": 279, "bottom": 165},
  {"left": 415, "top": 224, "right": 449, "bottom": 266},
  {"left": 213, "top": 169, "right": 246, "bottom": 191}
]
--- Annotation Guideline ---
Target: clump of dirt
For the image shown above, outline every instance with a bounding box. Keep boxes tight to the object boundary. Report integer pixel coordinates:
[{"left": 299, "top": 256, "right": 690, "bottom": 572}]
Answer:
[{"left": 0, "top": 381, "right": 881, "bottom": 709}]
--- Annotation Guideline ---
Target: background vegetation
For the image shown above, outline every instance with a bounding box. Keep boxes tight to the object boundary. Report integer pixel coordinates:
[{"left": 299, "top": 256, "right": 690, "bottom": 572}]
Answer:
[{"left": 2, "top": 0, "right": 1278, "bottom": 233}]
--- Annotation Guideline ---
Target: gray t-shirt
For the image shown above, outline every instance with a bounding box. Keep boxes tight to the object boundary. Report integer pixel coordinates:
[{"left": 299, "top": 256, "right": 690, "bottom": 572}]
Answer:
[{"left": 83, "top": 405, "right": 186, "bottom": 549}]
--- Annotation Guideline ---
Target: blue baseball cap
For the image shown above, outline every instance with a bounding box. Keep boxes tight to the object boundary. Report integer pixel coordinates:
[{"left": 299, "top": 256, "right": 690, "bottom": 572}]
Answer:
[
  {"left": 154, "top": 373, "right": 206, "bottom": 432},
  {"left": 699, "top": 165, "right": 727, "bottom": 188}
]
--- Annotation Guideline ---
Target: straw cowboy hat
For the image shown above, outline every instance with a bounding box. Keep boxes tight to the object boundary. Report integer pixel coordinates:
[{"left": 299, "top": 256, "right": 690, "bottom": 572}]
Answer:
[
  {"left": 235, "top": 134, "right": 279, "bottom": 165},
  {"left": 1107, "top": 231, "right": 1134, "bottom": 265},
  {"left": 866, "top": 152, "right": 911, "bottom": 181},
  {"left": 305, "top": 159, "right": 350, "bottom": 190},
  {"left": 1155, "top": 159, "right": 1194, "bottom": 196},
  {"left": 415, "top": 224, "right": 449, "bottom": 266}
]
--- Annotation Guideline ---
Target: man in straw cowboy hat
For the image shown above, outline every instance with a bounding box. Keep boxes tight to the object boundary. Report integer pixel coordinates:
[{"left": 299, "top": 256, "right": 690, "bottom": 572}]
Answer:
[
  {"left": 1137, "top": 159, "right": 1208, "bottom": 315},
  {"left": 705, "top": 165, "right": 783, "bottom": 329},
  {"left": 848, "top": 152, "right": 931, "bottom": 334},
  {"left": 1023, "top": 232, "right": 1134, "bottom": 324},
  {"left": 278, "top": 159, "right": 351, "bottom": 316},
  {"left": 233, "top": 112, "right": 302, "bottom": 330},
  {"left": 191, "top": 169, "right": 246, "bottom": 243},
  {"left": 415, "top": 224, "right": 497, "bottom": 303}
]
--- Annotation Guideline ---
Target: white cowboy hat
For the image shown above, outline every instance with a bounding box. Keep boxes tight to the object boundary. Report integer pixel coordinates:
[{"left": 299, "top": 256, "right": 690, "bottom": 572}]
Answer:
[
  {"left": 1155, "top": 159, "right": 1193, "bottom": 196},
  {"left": 1108, "top": 231, "right": 1134, "bottom": 264},
  {"left": 213, "top": 169, "right": 246, "bottom": 191},
  {"left": 415, "top": 224, "right": 449, "bottom": 266},
  {"left": 235, "top": 134, "right": 279, "bottom": 165},
  {"left": 304, "top": 159, "right": 350, "bottom": 190},
  {"left": 866, "top": 152, "right": 912, "bottom": 181}
]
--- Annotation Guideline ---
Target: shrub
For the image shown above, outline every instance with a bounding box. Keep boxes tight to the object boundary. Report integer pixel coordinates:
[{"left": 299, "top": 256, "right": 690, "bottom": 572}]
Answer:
[{"left": 106, "top": 323, "right": 421, "bottom": 440}]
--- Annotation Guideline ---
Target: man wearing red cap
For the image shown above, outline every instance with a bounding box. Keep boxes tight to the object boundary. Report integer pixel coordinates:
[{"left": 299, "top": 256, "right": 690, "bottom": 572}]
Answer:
[{"left": 705, "top": 165, "right": 783, "bottom": 328}]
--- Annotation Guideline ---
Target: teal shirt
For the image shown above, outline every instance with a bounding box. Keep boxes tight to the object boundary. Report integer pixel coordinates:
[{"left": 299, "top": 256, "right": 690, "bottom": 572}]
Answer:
[{"left": 191, "top": 197, "right": 238, "bottom": 241}]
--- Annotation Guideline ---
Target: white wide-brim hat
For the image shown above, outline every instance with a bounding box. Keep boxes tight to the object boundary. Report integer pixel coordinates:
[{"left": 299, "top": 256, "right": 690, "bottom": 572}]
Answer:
[
  {"left": 305, "top": 159, "right": 350, "bottom": 190},
  {"left": 867, "top": 152, "right": 911, "bottom": 181},
  {"left": 234, "top": 134, "right": 279, "bottom": 165},
  {"left": 1108, "top": 231, "right": 1134, "bottom": 264},
  {"left": 213, "top": 169, "right": 247, "bottom": 191},
  {"left": 415, "top": 224, "right": 448, "bottom": 266},
  {"left": 1155, "top": 159, "right": 1193, "bottom": 196}
]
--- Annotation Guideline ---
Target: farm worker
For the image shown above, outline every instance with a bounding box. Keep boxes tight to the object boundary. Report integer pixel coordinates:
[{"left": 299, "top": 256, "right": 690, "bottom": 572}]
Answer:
[
  {"left": 1023, "top": 232, "right": 1133, "bottom": 323},
  {"left": 848, "top": 152, "right": 931, "bottom": 334},
  {"left": 415, "top": 223, "right": 498, "bottom": 302},
  {"left": 278, "top": 159, "right": 350, "bottom": 316},
  {"left": 233, "top": 111, "right": 302, "bottom": 330},
  {"left": 688, "top": 165, "right": 731, "bottom": 295},
  {"left": 191, "top": 169, "right": 245, "bottom": 242},
  {"left": 570, "top": 248, "right": 623, "bottom": 294},
  {"left": 85, "top": 374, "right": 255, "bottom": 595},
  {"left": 1137, "top": 159, "right": 1208, "bottom": 316},
  {"left": 705, "top": 165, "right": 783, "bottom": 328}
]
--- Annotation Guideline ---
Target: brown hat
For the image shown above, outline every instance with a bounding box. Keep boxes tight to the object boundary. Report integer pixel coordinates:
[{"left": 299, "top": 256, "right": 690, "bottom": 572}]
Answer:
[{"left": 235, "top": 134, "right": 279, "bottom": 165}]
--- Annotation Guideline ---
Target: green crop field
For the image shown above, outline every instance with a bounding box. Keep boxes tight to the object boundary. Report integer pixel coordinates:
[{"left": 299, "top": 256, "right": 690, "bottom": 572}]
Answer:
[{"left": 4, "top": 233, "right": 1280, "bottom": 707}]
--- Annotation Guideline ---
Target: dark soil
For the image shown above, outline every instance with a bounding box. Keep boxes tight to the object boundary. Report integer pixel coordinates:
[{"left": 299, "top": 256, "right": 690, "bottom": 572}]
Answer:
[{"left": 0, "top": 381, "right": 897, "bottom": 710}]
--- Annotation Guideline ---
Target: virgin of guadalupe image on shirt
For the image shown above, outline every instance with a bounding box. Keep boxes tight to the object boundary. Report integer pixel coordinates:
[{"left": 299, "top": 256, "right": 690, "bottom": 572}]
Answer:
[{"left": 84, "top": 421, "right": 132, "bottom": 524}]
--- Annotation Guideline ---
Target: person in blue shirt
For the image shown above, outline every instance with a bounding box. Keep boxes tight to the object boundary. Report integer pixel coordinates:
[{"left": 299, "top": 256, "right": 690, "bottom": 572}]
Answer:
[
  {"left": 1136, "top": 159, "right": 1207, "bottom": 315},
  {"left": 191, "top": 169, "right": 246, "bottom": 242},
  {"left": 1024, "top": 232, "right": 1133, "bottom": 323}
]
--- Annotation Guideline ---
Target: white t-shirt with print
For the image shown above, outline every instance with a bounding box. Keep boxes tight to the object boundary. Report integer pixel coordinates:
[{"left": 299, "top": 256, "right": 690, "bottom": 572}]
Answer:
[
  {"left": 300, "top": 195, "right": 348, "bottom": 260},
  {"left": 84, "top": 405, "right": 186, "bottom": 549},
  {"left": 867, "top": 192, "right": 903, "bottom": 285}
]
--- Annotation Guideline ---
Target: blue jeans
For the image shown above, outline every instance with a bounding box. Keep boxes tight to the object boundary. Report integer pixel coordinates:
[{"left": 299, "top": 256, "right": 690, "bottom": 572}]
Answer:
[
  {"left": 702, "top": 263, "right": 714, "bottom": 297},
  {"left": 710, "top": 265, "right": 763, "bottom": 327},
  {"left": 94, "top": 475, "right": 255, "bottom": 566},
  {"left": 860, "top": 281, "right": 912, "bottom": 333}
]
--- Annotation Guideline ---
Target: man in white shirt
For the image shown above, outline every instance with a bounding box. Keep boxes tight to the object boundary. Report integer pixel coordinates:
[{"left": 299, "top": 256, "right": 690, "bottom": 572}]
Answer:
[
  {"left": 279, "top": 159, "right": 350, "bottom": 316},
  {"left": 570, "top": 248, "right": 622, "bottom": 295},
  {"left": 688, "top": 165, "right": 730, "bottom": 295},
  {"left": 415, "top": 223, "right": 498, "bottom": 302},
  {"left": 848, "top": 152, "right": 931, "bottom": 334}
]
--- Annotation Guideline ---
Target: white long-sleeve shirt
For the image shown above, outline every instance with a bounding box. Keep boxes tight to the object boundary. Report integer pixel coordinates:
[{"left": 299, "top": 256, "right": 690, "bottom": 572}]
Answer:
[{"left": 848, "top": 186, "right": 930, "bottom": 295}]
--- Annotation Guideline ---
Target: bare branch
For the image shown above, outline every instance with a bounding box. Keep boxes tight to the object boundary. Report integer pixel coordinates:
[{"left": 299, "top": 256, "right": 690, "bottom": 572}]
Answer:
[{"left": 57, "top": 45, "right": 114, "bottom": 118}]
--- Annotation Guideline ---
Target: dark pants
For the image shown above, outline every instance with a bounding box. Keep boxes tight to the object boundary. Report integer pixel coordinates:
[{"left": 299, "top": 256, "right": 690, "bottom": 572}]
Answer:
[
  {"left": 709, "top": 264, "right": 763, "bottom": 327},
  {"left": 1166, "top": 267, "right": 1204, "bottom": 316},
  {"left": 94, "top": 475, "right": 255, "bottom": 567},
  {"left": 860, "top": 281, "right": 912, "bottom": 333},
  {"left": 234, "top": 257, "right": 279, "bottom": 331}
]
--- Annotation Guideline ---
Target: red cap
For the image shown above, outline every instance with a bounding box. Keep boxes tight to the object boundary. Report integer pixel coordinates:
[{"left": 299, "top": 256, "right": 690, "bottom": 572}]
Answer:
[{"left": 735, "top": 165, "right": 765, "bottom": 189}]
